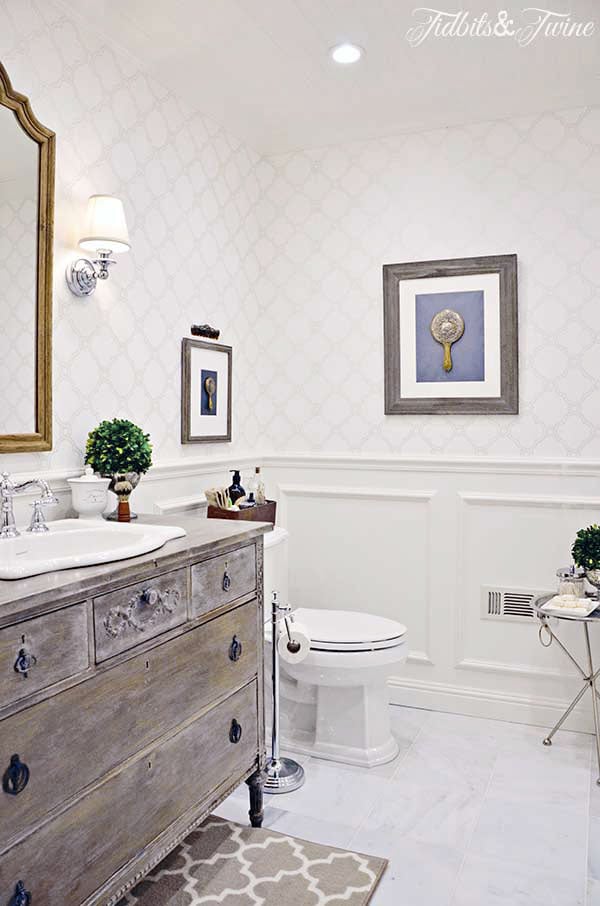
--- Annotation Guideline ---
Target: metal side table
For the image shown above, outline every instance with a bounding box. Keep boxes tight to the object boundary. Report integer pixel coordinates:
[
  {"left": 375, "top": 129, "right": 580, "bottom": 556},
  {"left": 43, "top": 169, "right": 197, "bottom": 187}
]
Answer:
[{"left": 533, "top": 593, "right": 600, "bottom": 785}]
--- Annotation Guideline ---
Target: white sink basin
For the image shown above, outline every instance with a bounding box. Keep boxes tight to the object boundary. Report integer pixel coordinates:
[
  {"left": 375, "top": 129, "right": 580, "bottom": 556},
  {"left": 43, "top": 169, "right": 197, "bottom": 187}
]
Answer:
[{"left": 0, "top": 519, "right": 186, "bottom": 580}]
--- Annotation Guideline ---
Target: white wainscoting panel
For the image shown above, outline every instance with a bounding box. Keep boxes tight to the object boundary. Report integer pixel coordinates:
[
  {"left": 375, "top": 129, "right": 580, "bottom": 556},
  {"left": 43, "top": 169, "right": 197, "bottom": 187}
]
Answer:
[{"left": 264, "top": 455, "right": 600, "bottom": 733}]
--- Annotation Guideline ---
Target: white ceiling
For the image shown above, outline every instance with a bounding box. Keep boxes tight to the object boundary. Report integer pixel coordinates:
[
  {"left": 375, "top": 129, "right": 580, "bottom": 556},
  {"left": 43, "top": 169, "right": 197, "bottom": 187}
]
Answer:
[{"left": 71, "top": 0, "right": 600, "bottom": 154}]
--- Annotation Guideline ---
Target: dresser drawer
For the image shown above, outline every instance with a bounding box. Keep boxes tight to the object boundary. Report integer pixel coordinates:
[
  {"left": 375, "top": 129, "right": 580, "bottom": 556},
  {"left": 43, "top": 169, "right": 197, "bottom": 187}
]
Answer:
[
  {"left": 0, "top": 605, "right": 88, "bottom": 710},
  {"left": 93, "top": 568, "right": 189, "bottom": 662},
  {"left": 0, "top": 601, "right": 259, "bottom": 852},
  {"left": 191, "top": 544, "right": 256, "bottom": 617},
  {"left": 0, "top": 681, "right": 258, "bottom": 906}
]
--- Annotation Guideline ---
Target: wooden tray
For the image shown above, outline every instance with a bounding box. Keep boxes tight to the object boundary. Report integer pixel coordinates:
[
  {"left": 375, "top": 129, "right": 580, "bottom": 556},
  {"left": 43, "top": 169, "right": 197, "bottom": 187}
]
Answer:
[{"left": 207, "top": 500, "right": 276, "bottom": 523}]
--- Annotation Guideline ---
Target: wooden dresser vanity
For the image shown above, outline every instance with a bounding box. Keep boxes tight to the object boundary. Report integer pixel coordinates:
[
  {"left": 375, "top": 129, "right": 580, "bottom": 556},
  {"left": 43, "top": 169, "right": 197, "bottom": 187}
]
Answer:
[{"left": 0, "top": 516, "right": 269, "bottom": 906}]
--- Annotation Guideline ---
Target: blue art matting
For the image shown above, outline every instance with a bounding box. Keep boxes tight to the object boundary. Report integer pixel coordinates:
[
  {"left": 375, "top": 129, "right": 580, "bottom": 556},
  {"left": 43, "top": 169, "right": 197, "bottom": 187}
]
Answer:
[{"left": 415, "top": 290, "right": 485, "bottom": 383}]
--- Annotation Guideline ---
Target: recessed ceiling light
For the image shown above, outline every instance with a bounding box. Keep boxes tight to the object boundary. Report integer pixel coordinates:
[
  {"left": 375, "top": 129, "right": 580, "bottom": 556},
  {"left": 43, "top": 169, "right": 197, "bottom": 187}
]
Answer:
[{"left": 330, "top": 43, "right": 363, "bottom": 64}]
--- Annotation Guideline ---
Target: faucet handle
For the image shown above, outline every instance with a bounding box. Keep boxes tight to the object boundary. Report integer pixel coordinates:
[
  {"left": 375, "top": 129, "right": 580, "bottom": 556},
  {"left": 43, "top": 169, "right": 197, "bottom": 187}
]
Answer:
[{"left": 27, "top": 498, "right": 56, "bottom": 534}]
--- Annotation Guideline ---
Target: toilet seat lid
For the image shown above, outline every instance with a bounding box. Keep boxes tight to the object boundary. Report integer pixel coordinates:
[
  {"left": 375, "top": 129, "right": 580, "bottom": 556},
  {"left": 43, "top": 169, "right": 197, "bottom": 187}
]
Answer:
[{"left": 294, "top": 608, "right": 407, "bottom": 652}]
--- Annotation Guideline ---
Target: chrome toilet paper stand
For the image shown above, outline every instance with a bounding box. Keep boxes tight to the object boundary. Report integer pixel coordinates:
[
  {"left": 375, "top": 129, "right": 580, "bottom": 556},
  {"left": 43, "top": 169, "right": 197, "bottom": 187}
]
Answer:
[{"left": 264, "top": 592, "right": 305, "bottom": 794}]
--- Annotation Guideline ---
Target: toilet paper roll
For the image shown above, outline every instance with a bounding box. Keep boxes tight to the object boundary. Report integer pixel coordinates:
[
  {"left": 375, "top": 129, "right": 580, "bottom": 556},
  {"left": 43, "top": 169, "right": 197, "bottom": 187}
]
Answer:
[{"left": 277, "top": 621, "right": 311, "bottom": 664}]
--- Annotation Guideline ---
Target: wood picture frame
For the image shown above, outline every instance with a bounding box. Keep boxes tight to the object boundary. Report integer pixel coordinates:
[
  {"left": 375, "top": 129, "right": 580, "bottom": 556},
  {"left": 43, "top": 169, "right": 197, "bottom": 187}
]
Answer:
[
  {"left": 181, "top": 338, "right": 232, "bottom": 443},
  {"left": 0, "top": 62, "right": 55, "bottom": 451},
  {"left": 383, "top": 254, "right": 518, "bottom": 415}
]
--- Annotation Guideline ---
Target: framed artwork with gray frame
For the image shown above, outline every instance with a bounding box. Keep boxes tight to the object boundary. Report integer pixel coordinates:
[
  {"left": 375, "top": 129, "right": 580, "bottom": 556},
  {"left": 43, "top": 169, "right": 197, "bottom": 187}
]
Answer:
[
  {"left": 383, "top": 254, "right": 518, "bottom": 414},
  {"left": 181, "top": 338, "right": 232, "bottom": 443}
]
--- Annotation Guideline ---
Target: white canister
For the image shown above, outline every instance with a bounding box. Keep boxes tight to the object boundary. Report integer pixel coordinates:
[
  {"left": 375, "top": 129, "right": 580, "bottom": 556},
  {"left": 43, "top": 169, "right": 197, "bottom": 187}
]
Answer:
[{"left": 68, "top": 466, "right": 110, "bottom": 519}]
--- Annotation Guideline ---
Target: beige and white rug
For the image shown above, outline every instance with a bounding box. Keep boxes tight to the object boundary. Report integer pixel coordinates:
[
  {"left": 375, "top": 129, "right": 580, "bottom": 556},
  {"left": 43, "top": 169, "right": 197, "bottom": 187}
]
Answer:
[{"left": 119, "top": 816, "right": 387, "bottom": 905}]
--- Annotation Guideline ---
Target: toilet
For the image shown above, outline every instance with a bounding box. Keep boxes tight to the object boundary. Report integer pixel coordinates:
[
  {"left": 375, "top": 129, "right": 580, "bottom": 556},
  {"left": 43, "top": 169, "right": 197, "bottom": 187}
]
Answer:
[{"left": 264, "top": 527, "right": 408, "bottom": 767}]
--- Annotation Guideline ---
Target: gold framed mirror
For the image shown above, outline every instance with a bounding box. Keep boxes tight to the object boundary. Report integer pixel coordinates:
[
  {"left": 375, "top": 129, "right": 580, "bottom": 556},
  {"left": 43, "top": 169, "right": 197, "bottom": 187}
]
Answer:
[{"left": 0, "top": 62, "right": 54, "bottom": 452}]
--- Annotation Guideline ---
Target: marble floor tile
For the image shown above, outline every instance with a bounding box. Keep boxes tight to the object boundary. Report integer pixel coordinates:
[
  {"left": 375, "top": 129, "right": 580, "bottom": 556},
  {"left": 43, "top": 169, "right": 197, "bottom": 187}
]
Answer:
[
  {"left": 213, "top": 797, "right": 285, "bottom": 828},
  {"left": 487, "top": 745, "right": 591, "bottom": 810},
  {"left": 469, "top": 796, "right": 587, "bottom": 880},
  {"left": 267, "top": 811, "right": 357, "bottom": 849},
  {"left": 267, "top": 757, "right": 390, "bottom": 827},
  {"left": 215, "top": 704, "right": 593, "bottom": 904},
  {"left": 390, "top": 730, "right": 497, "bottom": 789},
  {"left": 591, "top": 773, "right": 600, "bottom": 818},
  {"left": 589, "top": 817, "right": 600, "bottom": 881},
  {"left": 453, "top": 854, "right": 586, "bottom": 906},
  {"left": 588, "top": 878, "right": 600, "bottom": 906},
  {"left": 359, "top": 773, "right": 486, "bottom": 849},
  {"left": 350, "top": 831, "right": 463, "bottom": 906}
]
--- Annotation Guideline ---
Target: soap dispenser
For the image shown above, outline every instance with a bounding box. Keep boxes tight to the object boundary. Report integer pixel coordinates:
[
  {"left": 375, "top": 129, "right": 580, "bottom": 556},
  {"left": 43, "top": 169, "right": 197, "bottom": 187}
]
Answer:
[{"left": 228, "top": 470, "right": 245, "bottom": 505}]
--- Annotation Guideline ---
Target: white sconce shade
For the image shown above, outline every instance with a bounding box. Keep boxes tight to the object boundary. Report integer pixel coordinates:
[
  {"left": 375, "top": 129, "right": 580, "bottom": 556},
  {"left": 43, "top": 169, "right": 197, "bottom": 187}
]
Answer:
[{"left": 78, "top": 194, "right": 130, "bottom": 254}]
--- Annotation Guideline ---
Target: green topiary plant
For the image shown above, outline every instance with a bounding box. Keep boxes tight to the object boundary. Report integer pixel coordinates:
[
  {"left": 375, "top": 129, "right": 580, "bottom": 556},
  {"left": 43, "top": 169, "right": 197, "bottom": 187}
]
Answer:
[
  {"left": 572, "top": 525, "right": 600, "bottom": 571},
  {"left": 85, "top": 418, "right": 153, "bottom": 477}
]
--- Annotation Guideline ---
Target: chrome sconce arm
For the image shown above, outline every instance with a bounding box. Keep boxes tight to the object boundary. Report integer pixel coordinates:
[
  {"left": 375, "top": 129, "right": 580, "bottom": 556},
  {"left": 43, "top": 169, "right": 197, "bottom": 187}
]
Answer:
[{"left": 66, "top": 250, "right": 117, "bottom": 297}]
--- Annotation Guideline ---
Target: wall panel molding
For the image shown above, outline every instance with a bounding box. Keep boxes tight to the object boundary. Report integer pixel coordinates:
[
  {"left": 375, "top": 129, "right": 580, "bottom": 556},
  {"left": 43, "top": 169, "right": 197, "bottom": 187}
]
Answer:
[
  {"left": 278, "top": 481, "right": 436, "bottom": 666},
  {"left": 264, "top": 453, "right": 600, "bottom": 478}
]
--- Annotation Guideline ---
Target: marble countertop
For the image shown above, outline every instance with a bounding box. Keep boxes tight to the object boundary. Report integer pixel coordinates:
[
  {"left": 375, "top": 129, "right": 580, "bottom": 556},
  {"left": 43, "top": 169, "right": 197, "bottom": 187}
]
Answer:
[{"left": 0, "top": 513, "right": 271, "bottom": 624}]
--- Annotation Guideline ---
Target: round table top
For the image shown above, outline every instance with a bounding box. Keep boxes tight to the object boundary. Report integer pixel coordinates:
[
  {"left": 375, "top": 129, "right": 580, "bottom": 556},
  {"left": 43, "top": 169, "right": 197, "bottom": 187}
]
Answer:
[{"left": 533, "top": 593, "right": 600, "bottom": 623}]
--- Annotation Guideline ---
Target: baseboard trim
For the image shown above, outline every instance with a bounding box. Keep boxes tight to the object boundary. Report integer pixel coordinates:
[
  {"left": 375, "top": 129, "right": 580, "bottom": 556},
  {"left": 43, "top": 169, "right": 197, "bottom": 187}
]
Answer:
[{"left": 388, "top": 675, "right": 594, "bottom": 734}]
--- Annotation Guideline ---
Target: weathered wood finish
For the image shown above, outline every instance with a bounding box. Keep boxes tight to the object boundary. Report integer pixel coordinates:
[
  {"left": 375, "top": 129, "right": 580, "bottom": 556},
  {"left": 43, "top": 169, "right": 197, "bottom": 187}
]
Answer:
[
  {"left": 0, "top": 604, "right": 88, "bottom": 709},
  {"left": 1, "top": 682, "right": 258, "bottom": 905},
  {"left": 0, "top": 517, "right": 268, "bottom": 905},
  {"left": 191, "top": 544, "right": 256, "bottom": 617},
  {"left": 93, "top": 567, "right": 189, "bottom": 662},
  {"left": 0, "top": 62, "right": 54, "bottom": 452},
  {"left": 0, "top": 602, "right": 258, "bottom": 852},
  {"left": 383, "top": 254, "right": 519, "bottom": 415}
]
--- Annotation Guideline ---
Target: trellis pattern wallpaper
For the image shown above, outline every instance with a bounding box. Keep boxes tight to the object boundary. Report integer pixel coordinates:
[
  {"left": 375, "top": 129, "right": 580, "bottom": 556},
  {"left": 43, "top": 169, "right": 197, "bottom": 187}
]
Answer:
[
  {"left": 0, "top": 0, "right": 263, "bottom": 474},
  {"left": 1, "top": 0, "right": 600, "bottom": 471},
  {"left": 253, "top": 109, "right": 600, "bottom": 457}
]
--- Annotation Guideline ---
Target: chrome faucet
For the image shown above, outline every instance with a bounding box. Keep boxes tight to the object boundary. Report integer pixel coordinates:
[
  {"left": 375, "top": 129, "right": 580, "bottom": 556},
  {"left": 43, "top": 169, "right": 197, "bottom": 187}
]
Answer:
[{"left": 0, "top": 473, "right": 58, "bottom": 538}]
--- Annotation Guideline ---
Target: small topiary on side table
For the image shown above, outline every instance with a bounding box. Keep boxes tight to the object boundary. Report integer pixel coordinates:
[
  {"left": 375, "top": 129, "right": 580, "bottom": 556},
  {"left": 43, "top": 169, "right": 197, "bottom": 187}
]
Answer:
[
  {"left": 85, "top": 418, "right": 153, "bottom": 522},
  {"left": 572, "top": 525, "right": 600, "bottom": 597}
]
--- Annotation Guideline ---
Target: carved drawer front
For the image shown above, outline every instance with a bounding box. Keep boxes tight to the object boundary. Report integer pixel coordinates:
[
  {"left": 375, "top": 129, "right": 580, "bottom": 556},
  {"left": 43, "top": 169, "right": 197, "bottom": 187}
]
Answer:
[
  {"left": 0, "top": 681, "right": 258, "bottom": 906},
  {"left": 0, "top": 605, "right": 88, "bottom": 710},
  {"left": 0, "top": 601, "right": 259, "bottom": 852},
  {"left": 192, "top": 544, "right": 256, "bottom": 618},
  {"left": 93, "top": 568, "right": 189, "bottom": 661}
]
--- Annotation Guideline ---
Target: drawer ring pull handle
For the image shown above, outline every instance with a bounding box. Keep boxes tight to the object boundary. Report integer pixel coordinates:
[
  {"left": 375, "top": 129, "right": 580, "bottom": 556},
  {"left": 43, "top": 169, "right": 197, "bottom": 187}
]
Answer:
[
  {"left": 229, "top": 636, "right": 243, "bottom": 662},
  {"left": 222, "top": 570, "right": 231, "bottom": 592},
  {"left": 229, "top": 719, "right": 242, "bottom": 744},
  {"left": 3, "top": 754, "right": 30, "bottom": 796},
  {"left": 14, "top": 648, "right": 37, "bottom": 678},
  {"left": 9, "top": 881, "right": 31, "bottom": 906}
]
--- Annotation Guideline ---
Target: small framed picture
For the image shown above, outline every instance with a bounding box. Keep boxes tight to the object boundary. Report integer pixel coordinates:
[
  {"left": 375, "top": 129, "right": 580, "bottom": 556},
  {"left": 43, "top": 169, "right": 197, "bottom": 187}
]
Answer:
[
  {"left": 181, "top": 338, "right": 232, "bottom": 443},
  {"left": 383, "top": 254, "right": 518, "bottom": 414}
]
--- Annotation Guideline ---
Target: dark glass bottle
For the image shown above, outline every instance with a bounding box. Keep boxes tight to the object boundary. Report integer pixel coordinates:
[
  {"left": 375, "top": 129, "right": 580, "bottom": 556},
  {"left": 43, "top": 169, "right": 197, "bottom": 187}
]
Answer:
[{"left": 228, "top": 470, "right": 245, "bottom": 504}]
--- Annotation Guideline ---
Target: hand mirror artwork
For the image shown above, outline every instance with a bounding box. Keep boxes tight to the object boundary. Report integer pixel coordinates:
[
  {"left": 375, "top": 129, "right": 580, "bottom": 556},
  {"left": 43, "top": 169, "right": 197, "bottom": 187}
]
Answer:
[
  {"left": 0, "top": 62, "right": 54, "bottom": 451},
  {"left": 430, "top": 309, "right": 465, "bottom": 373},
  {"left": 204, "top": 375, "right": 217, "bottom": 412}
]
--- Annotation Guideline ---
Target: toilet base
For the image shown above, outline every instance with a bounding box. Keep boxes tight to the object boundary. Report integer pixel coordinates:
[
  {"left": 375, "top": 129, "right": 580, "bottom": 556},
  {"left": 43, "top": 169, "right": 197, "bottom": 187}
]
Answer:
[
  {"left": 280, "top": 680, "right": 400, "bottom": 768},
  {"left": 281, "top": 729, "right": 399, "bottom": 767}
]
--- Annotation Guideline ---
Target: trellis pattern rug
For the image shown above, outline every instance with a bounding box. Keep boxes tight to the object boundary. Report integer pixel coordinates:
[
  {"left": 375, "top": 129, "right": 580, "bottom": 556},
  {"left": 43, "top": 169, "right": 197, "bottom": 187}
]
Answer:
[{"left": 119, "top": 816, "right": 387, "bottom": 905}]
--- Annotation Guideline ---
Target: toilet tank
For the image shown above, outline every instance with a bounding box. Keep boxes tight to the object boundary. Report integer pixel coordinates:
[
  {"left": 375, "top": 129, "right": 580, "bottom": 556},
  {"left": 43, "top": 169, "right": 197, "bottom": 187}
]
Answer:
[{"left": 263, "top": 526, "right": 289, "bottom": 609}]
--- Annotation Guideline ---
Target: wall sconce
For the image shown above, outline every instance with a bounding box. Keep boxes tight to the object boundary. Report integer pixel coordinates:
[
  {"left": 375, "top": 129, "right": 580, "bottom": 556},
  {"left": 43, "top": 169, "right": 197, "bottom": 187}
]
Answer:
[{"left": 66, "top": 194, "right": 130, "bottom": 296}]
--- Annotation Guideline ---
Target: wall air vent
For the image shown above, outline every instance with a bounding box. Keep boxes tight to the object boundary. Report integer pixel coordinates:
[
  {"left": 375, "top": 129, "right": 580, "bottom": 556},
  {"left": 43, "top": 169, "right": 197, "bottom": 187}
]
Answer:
[{"left": 481, "top": 586, "right": 546, "bottom": 622}]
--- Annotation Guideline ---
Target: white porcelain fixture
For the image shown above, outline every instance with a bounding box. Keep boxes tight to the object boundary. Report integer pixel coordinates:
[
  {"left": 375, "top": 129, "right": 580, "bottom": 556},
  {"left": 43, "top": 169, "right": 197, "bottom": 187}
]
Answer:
[
  {"left": 0, "top": 519, "right": 185, "bottom": 580},
  {"left": 67, "top": 466, "right": 111, "bottom": 519},
  {"left": 66, "top": 194, "right": 131, "bottom": 296},
  {"left": 264, "top": 527, "right": 408, "bottom": 767}
]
